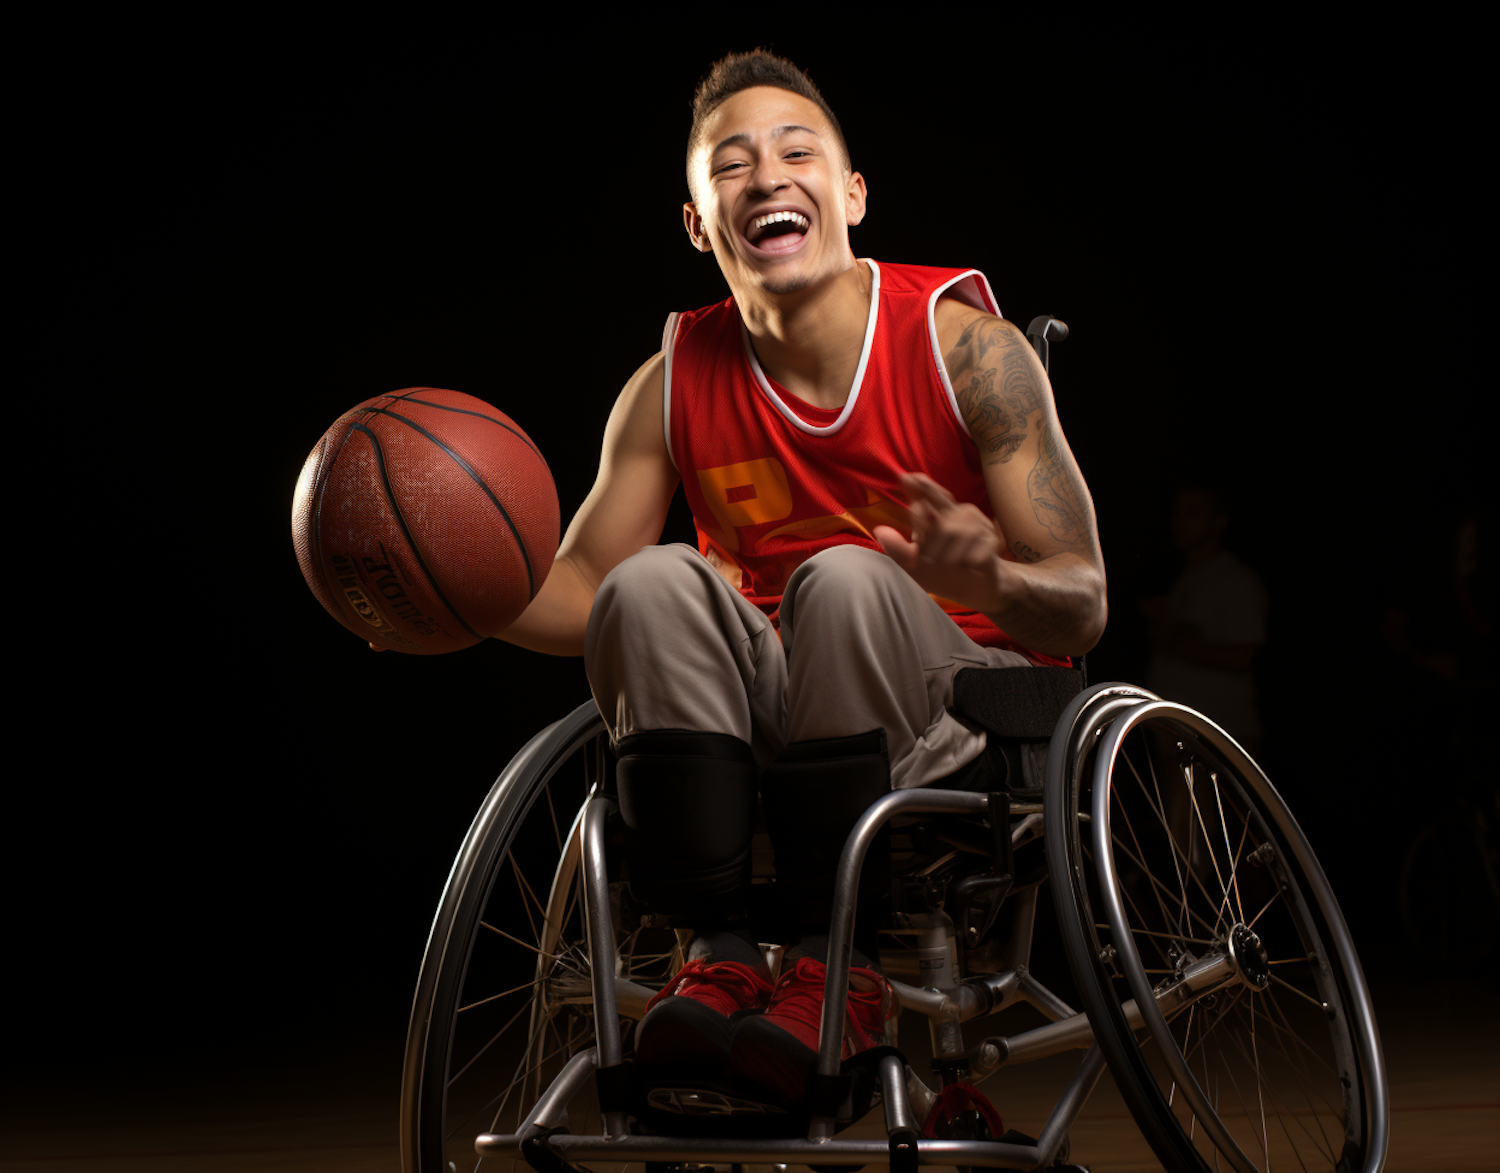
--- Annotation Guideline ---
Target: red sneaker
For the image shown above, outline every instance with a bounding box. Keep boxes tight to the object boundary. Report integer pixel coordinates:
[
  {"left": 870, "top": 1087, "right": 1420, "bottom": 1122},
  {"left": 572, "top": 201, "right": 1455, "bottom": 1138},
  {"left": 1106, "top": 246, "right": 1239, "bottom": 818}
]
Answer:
[
  {"left": 729, "top": 957, "right": 898, "bottom": 1105},
  {"left": 634, "top": 959, "right": 773, "bottom": 1068}
]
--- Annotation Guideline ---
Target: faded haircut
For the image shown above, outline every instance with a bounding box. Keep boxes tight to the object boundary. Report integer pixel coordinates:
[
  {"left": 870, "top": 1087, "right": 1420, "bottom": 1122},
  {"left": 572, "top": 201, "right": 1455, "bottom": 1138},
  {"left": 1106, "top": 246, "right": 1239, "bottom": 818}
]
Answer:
[{"left": 685, "top": 50, "right": 851, "bottom": 197}]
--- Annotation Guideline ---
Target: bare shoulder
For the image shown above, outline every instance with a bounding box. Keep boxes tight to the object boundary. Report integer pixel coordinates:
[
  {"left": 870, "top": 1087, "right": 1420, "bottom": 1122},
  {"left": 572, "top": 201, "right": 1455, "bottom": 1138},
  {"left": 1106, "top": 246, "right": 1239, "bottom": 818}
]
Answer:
[
  {"left": 932, "top": 297, "right": 1031, "bottom": 366},
  {"left": 934, "top": 301, "right": 1099, "bottom": 566},
  {"left": 932, "top": 298, "right": 1050, "bottom": 467},
  {"left": 602, "top": 351, "right": 667, "bottom": 457},
  {"left": 616, "top": 350, "right": 665, "bottom": 412},
  {"left": 559, "top": 350, "right": 677, "bottom": 580}
]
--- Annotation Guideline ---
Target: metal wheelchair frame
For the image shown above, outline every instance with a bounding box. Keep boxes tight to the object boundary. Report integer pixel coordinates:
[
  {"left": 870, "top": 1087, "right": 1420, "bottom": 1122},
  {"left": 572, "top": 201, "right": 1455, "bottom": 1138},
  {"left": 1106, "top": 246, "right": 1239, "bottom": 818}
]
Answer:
[
  {"left": 401, "top": 318, "right": 1388, "bottom": 1173},
  {"left": 404, "top": 682, "right": 1388, "bottom": 1173}
]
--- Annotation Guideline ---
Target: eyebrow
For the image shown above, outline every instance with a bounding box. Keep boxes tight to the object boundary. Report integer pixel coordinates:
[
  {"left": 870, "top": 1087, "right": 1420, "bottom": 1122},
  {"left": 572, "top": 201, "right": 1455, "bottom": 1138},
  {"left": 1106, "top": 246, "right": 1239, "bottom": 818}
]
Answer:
[{"left": 710, "top": 124, "right": 822, "bottom": 155}]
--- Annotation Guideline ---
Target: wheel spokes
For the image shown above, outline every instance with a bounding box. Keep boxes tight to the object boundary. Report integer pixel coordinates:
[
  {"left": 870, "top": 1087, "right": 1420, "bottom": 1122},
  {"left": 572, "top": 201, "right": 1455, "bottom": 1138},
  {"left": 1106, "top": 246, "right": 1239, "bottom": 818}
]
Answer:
[{"left": 1084, "top": 711, "right": 1374, "bottom": 1173}]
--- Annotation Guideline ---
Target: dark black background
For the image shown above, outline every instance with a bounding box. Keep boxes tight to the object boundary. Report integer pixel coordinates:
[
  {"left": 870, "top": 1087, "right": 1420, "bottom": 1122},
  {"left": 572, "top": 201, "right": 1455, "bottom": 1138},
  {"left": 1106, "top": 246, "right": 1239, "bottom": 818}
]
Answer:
[{"left": 19, "top": 18, "right": 1483, "bottom": 1129}]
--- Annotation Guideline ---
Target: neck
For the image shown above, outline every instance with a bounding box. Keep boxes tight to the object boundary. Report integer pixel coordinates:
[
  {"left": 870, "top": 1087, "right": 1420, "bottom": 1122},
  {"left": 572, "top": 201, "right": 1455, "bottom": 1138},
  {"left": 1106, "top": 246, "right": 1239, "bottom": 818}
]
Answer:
[{"left": 735, "top": 259, "right": 871, "bottom": 409}]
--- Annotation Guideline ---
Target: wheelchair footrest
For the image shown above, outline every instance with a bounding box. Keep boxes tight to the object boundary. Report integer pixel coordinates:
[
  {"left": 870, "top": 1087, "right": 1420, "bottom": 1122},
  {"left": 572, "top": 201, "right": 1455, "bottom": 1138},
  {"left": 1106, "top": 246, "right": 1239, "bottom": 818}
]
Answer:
[
  {"left": 635, "top": 1076, "right": 799, "bottom": 1137},
  {"left": 626, "top": 1048, "right": 897, "bottom": 1139},
  {"left": 629, "top": 1065, "right": 806, "bottom": 1138}
]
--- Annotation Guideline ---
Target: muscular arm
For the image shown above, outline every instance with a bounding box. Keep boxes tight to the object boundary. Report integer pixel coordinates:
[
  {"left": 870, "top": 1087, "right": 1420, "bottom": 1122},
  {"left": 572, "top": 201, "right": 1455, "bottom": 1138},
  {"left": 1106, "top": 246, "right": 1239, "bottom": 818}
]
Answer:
[
  {"left": 877, "top": 301, "right": 1106, "bottom": 656},
  {"left": 498, "top": 353, "right": 679, "bottom": 656}
]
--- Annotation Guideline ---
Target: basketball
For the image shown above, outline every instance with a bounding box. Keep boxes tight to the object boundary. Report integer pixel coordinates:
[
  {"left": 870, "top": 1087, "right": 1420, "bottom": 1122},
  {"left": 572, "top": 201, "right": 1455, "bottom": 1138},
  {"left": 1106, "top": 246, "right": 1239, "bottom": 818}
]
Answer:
[{"left": 292, "top": 388, "right": 559, "bottom": 654}]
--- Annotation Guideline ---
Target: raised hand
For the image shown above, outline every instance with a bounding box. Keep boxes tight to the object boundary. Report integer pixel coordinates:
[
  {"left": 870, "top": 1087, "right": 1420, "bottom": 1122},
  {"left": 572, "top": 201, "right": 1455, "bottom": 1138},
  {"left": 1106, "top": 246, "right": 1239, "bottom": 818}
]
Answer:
[{"left": 873, "top": 472, "right": 1008, "bottom": 617}]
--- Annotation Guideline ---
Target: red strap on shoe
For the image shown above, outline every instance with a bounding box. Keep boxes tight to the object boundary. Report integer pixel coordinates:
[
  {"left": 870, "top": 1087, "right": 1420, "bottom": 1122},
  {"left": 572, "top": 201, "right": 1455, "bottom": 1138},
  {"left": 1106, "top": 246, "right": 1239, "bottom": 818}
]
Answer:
[
  {"left": 645, "top": 959, "right": 707, "bottom": 1013},
  {"left": 761, "top": 958, "right": 896, "bottom": 1057},
  {"left": 644, "top": 959, "right": 772, "bottom": 1015}
]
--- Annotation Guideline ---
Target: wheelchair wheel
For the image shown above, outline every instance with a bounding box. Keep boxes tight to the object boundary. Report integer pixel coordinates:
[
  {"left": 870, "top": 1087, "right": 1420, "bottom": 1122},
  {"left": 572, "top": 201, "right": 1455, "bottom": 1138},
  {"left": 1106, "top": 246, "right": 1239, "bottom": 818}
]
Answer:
[
  {"left": 400, "top": 701, "right": 679, "bottom": 1173},
  {"left": 1045, "top": 688, "right": 1388, "bottom": 1173}
]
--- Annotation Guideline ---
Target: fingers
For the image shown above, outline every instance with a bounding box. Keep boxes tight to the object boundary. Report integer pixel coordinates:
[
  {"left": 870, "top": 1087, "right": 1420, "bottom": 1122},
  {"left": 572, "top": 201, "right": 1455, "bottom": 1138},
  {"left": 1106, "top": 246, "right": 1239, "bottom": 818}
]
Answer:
[
  {"left": 873, "top": 524, "right": 918, "bottom": 571},
  {"left": 919, "top": 517, "right": 992, "bottom": 570},
  {"left": 905, "top": 499, "right": 934, "bottom": 551},
  {"left": 905, "top": 494, "right": 993, "bottom": 560},
  {"left": 899, "top": 471, "right": 956, "bottom": 510},
  {"left": 899, "top": 474, "right": 960, "bottom": 559},
  {"left": 879, "top": 473, "right": 1006, "bottom": 615}
]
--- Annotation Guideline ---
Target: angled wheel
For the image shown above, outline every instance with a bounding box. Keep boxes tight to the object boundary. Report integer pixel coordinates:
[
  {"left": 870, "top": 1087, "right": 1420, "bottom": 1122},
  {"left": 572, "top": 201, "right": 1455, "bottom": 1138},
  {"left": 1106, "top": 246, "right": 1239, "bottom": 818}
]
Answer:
[
  {"left": 1045, "top": 687, "right": 1388, "bottom": 1173},
  {"left": 400, "top": 701, "right": 681, "bottom": 1173}
]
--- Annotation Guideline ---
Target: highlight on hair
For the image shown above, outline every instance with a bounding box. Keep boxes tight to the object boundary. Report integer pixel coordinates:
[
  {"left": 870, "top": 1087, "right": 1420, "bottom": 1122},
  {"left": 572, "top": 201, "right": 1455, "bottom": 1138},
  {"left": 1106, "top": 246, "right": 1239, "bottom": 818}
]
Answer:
[{"left": 686, "top": 49, "right": 850, "bottom": 194}]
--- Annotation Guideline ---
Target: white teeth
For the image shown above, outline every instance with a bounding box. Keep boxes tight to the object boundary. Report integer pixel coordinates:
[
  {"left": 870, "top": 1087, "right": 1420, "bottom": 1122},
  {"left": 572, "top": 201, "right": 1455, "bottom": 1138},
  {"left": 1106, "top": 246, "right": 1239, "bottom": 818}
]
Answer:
[{"left": 749, "top": 210, "right": 810, "bottom": 238}]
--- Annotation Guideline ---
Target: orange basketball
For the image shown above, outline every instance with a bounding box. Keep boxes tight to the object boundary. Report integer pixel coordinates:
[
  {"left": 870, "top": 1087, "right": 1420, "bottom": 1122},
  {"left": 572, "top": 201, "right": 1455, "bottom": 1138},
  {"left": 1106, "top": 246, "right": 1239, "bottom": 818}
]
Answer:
[{"left": 292, "top": 388, "right": 558, "bottom": 654}]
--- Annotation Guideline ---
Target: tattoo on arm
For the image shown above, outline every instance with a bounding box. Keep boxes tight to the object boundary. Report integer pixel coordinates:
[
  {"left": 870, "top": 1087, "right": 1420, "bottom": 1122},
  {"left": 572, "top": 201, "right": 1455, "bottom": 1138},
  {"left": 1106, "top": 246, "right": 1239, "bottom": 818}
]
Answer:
[
  {"left": 1027, "top": 425, "right": 1088, "bottom": 547},
  {"left": 958, "top": 367, "right": 1025, "bottom": 460},
  {"left": 944, "top": 318, "right": 1043, "bottom": 466},
  {"left": 946, "top": 311, "right": 1099, "bottom": 568}
]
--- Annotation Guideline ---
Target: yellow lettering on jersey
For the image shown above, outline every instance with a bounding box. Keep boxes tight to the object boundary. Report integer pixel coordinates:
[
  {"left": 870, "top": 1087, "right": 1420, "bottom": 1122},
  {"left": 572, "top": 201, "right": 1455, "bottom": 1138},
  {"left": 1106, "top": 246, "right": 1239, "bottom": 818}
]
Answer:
[
  {"left": 763, "top": 488, "right": 912, "bottom": 544},
  {"left": 697, "top": 459, "right": 793, "bottom": 552}
]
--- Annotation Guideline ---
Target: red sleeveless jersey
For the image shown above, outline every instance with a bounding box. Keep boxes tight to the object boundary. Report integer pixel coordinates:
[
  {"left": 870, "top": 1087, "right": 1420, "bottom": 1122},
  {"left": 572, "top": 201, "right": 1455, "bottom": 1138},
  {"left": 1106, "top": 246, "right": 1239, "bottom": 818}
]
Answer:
[{"left": 663, "top": 259, "right": 1066, "bottom": 666}]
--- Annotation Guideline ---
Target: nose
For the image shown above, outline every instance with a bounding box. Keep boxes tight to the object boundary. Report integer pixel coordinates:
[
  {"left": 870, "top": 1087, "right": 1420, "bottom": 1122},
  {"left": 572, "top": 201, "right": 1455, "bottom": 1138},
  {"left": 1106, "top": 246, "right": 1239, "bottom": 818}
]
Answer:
[{"left": 747, "top": 151, "right": 790, "bottom": 196}]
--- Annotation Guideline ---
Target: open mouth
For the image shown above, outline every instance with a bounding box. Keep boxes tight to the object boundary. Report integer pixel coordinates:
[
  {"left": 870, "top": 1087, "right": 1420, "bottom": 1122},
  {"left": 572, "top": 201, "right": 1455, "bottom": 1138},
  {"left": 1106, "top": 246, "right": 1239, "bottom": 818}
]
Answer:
[{"left": 744, "top": 210, "right": 811, "bottom": 255}]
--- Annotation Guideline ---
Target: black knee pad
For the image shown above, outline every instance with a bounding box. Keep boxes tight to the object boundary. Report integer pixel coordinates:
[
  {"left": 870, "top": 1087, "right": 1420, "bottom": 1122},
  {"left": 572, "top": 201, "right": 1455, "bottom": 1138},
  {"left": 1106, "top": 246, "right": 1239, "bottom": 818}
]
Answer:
[
  {"left": 615, "top": 730, "right": 758, "bottom": 927},
  {"left": 758, "top": 729, "right": 893, "bottom": 956}
]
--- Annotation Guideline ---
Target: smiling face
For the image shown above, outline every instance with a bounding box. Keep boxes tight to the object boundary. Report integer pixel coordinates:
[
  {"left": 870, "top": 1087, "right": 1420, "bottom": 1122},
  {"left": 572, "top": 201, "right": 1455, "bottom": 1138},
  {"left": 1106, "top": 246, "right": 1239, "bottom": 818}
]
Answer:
[{"left": 684, "top": 86, "right": 866, "bottom": 299}]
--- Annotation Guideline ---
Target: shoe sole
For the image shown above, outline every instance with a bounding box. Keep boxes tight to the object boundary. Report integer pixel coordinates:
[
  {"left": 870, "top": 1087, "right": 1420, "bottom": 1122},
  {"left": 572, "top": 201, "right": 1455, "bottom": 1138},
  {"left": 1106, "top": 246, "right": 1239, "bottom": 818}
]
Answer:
[
  {"left": 635, "top": 999, "right": 736, "bottom": 1068},
  {"left": 729, "top": 1016, "right": 818, "bottom": 1106}
]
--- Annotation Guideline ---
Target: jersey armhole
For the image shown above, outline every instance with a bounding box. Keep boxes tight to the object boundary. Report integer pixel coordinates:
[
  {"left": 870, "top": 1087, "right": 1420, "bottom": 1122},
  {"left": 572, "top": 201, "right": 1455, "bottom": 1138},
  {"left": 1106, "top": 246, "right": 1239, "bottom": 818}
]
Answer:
[
  {"left": 661, "top": 311, "right": 680, "bottom": 472},
  {"left": 926, "top": 270, "right": 1002, "bottom": 435}
]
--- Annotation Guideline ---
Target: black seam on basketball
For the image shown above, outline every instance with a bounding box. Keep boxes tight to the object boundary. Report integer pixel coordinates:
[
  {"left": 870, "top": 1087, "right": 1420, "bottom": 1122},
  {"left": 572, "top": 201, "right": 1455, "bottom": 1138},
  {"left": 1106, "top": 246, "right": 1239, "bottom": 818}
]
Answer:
[
  {"left": 388, "top": 395, "right": 543, "bottom": 459},
  {"left": 356, "top": 405, "right": 537, "bottom": 599},
  {"left": 350, "top": 422, "right": 484, "bottom": 642}
]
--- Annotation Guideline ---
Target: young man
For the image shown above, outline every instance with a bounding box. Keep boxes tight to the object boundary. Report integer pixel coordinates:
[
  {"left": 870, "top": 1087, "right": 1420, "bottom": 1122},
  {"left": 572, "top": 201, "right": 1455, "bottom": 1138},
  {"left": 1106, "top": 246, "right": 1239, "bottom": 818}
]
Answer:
[
  {"left": 1144, "top": 485, "right": 1267, "bottom": 756},
  {"left": 498, "top": 51, "right": 1107, "bottom": 1105}
]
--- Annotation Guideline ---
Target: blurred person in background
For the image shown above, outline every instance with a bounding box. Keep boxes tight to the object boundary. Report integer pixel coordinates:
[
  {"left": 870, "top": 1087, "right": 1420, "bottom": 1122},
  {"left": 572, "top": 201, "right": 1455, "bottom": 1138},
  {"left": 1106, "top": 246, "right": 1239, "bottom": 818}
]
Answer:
[{"left": 1143, "top": 484, "right": 1268, "bottom": 758}]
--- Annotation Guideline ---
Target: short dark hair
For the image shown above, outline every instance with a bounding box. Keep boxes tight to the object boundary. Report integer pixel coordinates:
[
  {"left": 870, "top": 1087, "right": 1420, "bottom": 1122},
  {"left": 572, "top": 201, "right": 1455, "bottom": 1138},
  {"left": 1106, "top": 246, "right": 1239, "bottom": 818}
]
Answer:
[{"left": 686, "top": 50, "right": 850, "bottom": 196}]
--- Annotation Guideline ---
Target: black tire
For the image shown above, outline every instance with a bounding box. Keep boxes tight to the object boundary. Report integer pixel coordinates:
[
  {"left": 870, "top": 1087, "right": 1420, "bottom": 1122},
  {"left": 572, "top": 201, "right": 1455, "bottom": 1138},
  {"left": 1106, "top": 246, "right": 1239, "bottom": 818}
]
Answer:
[
  {"left": 400, "top": 702, "right": 681, "bottom": 1173},
  {"left": 1044, "top": 686, "right": 1389, "bottom": 1173}
]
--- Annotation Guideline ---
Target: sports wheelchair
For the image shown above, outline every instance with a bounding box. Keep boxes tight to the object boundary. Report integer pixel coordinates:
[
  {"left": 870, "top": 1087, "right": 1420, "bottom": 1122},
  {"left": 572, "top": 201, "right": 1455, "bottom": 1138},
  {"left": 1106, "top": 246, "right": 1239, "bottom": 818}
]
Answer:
[{"left": 399, "top": 323, "right": 1388, "bottom": 1173}]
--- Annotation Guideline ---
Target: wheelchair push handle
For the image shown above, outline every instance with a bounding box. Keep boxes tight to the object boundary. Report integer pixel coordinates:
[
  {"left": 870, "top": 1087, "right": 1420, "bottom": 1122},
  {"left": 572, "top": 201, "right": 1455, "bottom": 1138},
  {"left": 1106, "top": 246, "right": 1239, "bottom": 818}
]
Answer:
[{"left": 1025, "top": 314, "right": 1068, "bottom": 374}]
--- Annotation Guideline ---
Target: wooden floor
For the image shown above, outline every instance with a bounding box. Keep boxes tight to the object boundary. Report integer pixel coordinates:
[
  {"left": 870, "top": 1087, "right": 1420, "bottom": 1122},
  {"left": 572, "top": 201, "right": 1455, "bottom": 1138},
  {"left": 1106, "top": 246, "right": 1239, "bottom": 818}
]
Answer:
[{"left": 5, "top": 975, "right": 1496, "bottom": 1172}]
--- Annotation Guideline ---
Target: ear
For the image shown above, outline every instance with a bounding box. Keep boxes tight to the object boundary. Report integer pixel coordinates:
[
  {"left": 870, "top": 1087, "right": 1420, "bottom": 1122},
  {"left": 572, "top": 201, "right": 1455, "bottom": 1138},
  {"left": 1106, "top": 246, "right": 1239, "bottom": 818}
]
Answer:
[
  {"left": 682, "top": 202, "right": 713, "bottom": 252},
  {"left": 844, "top": 171, "right": 868, "bottom": 228}
]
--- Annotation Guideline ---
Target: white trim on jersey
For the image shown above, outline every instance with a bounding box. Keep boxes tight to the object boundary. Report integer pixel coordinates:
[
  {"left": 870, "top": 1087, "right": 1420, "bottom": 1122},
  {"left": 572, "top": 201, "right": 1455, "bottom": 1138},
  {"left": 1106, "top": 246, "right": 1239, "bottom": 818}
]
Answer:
[
  {"left": 737, "top": 258, "right": 884, "bottom": 436},
  {"left": 926, "top": 270, "right": 1002, "bottom": 434},
  {"left": 661, "top": 311, "right": 680, "bottom": 472}
]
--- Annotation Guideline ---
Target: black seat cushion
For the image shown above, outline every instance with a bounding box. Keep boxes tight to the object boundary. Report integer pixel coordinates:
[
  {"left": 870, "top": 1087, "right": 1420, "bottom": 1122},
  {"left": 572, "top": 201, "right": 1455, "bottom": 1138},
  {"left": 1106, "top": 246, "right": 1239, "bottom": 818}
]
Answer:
[
  {"left": 949, "top": 667, "right": 1082, "bottom": 795},
  {"left": 950, "top": 667, "right": 1083, "bottom": 740}
]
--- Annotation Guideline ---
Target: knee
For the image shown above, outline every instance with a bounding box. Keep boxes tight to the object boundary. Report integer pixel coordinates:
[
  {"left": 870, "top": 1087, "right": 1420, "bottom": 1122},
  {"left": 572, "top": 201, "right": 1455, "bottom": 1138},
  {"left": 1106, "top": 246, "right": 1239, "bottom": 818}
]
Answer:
[
  {"left": 783, "top": 544, "right": 910, "bottom": 617},
  {"left": 587, "top": 546, "right": 703, "bottom": 668},
  {"left": 594, "top": 544, "right": 703, "bottom": 611}
]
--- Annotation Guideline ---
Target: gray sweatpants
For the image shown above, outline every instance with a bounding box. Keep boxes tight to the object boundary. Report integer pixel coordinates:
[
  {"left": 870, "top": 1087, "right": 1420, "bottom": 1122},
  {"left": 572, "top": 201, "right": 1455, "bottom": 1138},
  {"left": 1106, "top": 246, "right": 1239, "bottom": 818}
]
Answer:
[{"left": 583, "top": 544, "right": 1032, "bottom": 789}]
